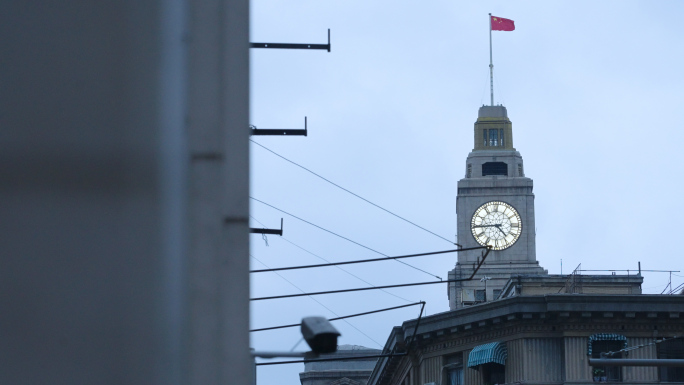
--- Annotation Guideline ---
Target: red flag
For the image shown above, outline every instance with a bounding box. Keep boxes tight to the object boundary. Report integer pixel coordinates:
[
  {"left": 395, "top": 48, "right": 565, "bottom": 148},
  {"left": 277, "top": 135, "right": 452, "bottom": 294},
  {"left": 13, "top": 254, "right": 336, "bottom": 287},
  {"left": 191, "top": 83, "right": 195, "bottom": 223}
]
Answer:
[{"left": 491, "top": 16, "right": 515, "bottom": 31}]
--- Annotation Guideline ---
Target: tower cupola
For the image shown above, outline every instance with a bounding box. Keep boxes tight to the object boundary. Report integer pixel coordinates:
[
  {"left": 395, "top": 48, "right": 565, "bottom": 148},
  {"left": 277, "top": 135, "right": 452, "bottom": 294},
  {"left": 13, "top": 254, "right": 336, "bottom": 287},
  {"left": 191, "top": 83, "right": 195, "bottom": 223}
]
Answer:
[{"left": 473, "top": 105, "right": 514, "bottom": 151}]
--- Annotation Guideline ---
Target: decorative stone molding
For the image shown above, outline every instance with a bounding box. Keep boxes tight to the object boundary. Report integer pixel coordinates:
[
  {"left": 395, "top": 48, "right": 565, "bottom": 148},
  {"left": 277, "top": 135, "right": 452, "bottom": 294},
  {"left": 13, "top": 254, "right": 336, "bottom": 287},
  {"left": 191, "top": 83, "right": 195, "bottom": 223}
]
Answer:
[{"left": 329, "top": 378, "right": 364, "bottom": 385}]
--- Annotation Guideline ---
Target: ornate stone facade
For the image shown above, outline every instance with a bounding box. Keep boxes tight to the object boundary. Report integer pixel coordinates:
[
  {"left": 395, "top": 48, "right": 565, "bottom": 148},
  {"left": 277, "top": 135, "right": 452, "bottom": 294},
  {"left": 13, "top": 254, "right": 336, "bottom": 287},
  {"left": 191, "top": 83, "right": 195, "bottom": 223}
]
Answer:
[{"left": 368, "top": 294, "right": 684, "bottom": 385}]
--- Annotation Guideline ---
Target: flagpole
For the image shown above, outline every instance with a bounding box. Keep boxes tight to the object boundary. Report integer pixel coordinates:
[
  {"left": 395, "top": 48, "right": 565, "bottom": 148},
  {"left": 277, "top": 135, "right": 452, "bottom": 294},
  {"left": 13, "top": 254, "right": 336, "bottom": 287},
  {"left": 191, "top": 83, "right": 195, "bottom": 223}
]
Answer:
[{"left": 489, "top": 13, "right": 494, "bottom": 106}]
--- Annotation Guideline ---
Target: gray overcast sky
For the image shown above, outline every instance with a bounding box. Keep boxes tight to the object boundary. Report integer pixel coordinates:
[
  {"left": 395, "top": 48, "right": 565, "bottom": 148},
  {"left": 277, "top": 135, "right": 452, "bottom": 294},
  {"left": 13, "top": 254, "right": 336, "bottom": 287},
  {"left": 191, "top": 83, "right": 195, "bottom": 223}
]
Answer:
[{"left": 249, "top": 1, "right": 684, "bottom": 383}]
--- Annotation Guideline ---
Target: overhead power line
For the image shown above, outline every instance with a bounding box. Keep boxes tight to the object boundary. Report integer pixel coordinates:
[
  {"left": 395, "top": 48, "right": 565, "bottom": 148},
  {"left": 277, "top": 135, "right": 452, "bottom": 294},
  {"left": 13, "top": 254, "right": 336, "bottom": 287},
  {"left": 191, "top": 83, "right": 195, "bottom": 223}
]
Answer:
[
  {"left": 579, "top": 270, "right": 680, "bottom": 273},
  {"left": 250, "top": 197, "right": 442, "bottom": 280},
  {"left": 256, "top": 303, "right": 426, "bottom": 367},
  {"left": 250, "top": 254, "right": 383, "bottom": 347},
  {"left": 251, "top": 246, "right": 491, "bottom": 301},
  {"left": 669, "top": 282, "right": 684, "bottom": 295},
  {"left": 256, "top": 304, "right": 428, "bottom": 366},
  {"left": 607, "top": 336, "right": 680, "bottom": 356},
  {"left": 250, "top": 215, "right": 413, "bottom": 303},
  {"left": 250, "top": 301, "right": 424, "bottom": 332},
  {"left": 250, "top": 246, "right": 486, "bottom": 273},
  {"left": 250, "top": 140, "right": 458, "bottom": 246},
  {"left": 256, "top": 303, "right": 426, "bottom": 366},
  {"left": 251, "top": 277, "right": 478, "bottom": 301},
  {"left": 256, "top": 353, "right": 407, "bottom": 366},
  {"left": 406, "top": 300, "right": 426, "bottom": 351}
]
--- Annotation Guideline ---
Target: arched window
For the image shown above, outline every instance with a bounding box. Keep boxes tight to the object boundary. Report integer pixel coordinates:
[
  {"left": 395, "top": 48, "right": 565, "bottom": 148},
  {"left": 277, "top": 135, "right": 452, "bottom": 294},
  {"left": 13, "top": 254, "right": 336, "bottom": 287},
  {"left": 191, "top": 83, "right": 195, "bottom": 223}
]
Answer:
[
  {"left": 588, "top": 334, "right": 627, "bottom": 382},
  {"left": 468, "top": 342, "right": 507, "bottom": 385}
]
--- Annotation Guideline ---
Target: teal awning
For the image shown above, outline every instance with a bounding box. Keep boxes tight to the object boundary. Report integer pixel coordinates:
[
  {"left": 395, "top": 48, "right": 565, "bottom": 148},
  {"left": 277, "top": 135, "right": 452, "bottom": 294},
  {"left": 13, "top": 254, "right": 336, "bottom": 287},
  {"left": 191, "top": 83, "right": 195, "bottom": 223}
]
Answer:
[
  {"left": 587, "top": 333, "right": 627, "bottom": 356},
  {"left": 467, "top": 342, "right": 507, "bottom": 368}
]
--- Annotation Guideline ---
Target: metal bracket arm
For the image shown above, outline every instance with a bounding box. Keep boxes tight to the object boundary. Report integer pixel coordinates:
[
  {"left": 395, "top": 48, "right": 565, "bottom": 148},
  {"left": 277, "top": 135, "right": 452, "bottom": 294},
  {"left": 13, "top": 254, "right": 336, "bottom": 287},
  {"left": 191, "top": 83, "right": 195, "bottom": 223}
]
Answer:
[
  {"left": 249, "top": 218, "right": 283, "bottom": 236},
  {"left": 250, "top": 117, "right": 307, "bottom": 136},
  {"left": 250, "top": 29, "right": 330, "bottom": 52}
]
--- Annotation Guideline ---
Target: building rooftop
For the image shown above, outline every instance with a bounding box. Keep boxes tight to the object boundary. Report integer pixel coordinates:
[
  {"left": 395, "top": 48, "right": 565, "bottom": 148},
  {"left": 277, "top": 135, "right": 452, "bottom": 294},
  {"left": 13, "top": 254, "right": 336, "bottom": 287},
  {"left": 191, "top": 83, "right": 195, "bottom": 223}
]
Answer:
[
  {"left": 478, "top": 105, "right": 508, "bottom": 118},
  {"left": 300, "top": 344, "right": 382, "bottom": 384},
  {"left": 337, "top": 344, "right": 375, "bottom": 351}
]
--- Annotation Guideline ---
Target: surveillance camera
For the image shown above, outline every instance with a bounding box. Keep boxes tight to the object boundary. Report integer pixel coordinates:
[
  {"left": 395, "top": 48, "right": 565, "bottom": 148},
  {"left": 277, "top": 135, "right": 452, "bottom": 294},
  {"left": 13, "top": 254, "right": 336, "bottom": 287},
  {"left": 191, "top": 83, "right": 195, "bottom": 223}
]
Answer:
[{"left": 300, "top": 316, "right": 341, "bottom": 354}]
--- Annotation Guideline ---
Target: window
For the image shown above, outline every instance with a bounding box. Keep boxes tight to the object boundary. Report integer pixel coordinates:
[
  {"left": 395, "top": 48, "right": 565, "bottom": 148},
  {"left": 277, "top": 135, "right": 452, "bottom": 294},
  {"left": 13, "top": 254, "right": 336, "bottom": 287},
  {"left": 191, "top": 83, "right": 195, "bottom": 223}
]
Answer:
[
  {"left": 658, "top": 338, "right": 684, "bottom": 382},
  {"left": 475, "top": 289, "right": 485, "bottom": 302},
  {"left": 493, "top": 289, "right": 502, "bottom": 300},
  {"left": 468, "top": 342, "right": 508, "bottom": 384},
  {"left": 489, "top": 129, "right": 499, "bottom": 146},
  {"left": 518, "top": 164, "right": 523, "bottom": 177},
  {"left": 467, "top": 164, "right": 472, "bottom": 178},
  {"left": 444, "top": 353, "right": 463, "bottom": 385},
  {"left": 482, "top": 162, "right": 508, "bottom": 176},
  {"left": 592, "top": 340, "right": 623, "bottom": 382},
  {"left": 483, "top": 129, "right": 505, "bottom": 147},
  {"left": 482, "top": 363, "right": 505, "bottom": 385},
  {"left": 447, "top": 367, "right": 463, "bottom": 385}
]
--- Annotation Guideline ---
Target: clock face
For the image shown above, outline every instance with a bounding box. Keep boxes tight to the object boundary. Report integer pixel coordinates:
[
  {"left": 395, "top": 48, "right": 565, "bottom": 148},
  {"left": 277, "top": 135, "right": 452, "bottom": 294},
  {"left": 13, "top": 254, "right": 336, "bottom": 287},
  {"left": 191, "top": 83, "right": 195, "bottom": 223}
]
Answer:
[{"left": 471, "top": 201, "right": 522, "bottom": 250}]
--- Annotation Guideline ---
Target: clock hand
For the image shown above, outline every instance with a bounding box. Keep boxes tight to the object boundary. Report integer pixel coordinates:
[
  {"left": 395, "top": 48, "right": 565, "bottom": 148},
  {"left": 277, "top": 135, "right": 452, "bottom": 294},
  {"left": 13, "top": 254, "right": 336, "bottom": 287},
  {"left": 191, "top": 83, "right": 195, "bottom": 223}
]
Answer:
[
  {"left": 472, "top": 224, "right": 497, "bottom": 228},
  {"left": 494, "top": 224, "right": 507, "bottom": 237}
]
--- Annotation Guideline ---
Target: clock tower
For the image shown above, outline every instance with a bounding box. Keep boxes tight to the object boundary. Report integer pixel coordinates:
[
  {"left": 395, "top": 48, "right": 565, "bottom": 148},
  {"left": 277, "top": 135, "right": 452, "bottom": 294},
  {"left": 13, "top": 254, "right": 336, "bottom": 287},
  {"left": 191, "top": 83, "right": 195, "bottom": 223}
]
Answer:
[{"left": 448, "top": 105, "right": 547, "bottom": 310}]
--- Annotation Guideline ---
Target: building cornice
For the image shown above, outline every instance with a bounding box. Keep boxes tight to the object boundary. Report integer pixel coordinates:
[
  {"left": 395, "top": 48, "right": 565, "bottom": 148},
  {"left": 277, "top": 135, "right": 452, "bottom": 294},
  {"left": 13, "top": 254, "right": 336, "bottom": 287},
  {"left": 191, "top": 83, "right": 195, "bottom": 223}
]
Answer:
[{"left": 367, "top": 294, "right": 684, "bottom": 385}]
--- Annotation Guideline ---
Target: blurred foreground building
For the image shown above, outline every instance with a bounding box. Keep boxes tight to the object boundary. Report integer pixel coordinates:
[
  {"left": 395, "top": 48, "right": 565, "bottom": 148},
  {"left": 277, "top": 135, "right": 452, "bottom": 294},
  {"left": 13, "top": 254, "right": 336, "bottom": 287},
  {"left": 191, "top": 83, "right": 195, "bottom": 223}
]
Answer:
[{"left": 2, "top": 2, "right": 251, "bottom": 384}]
